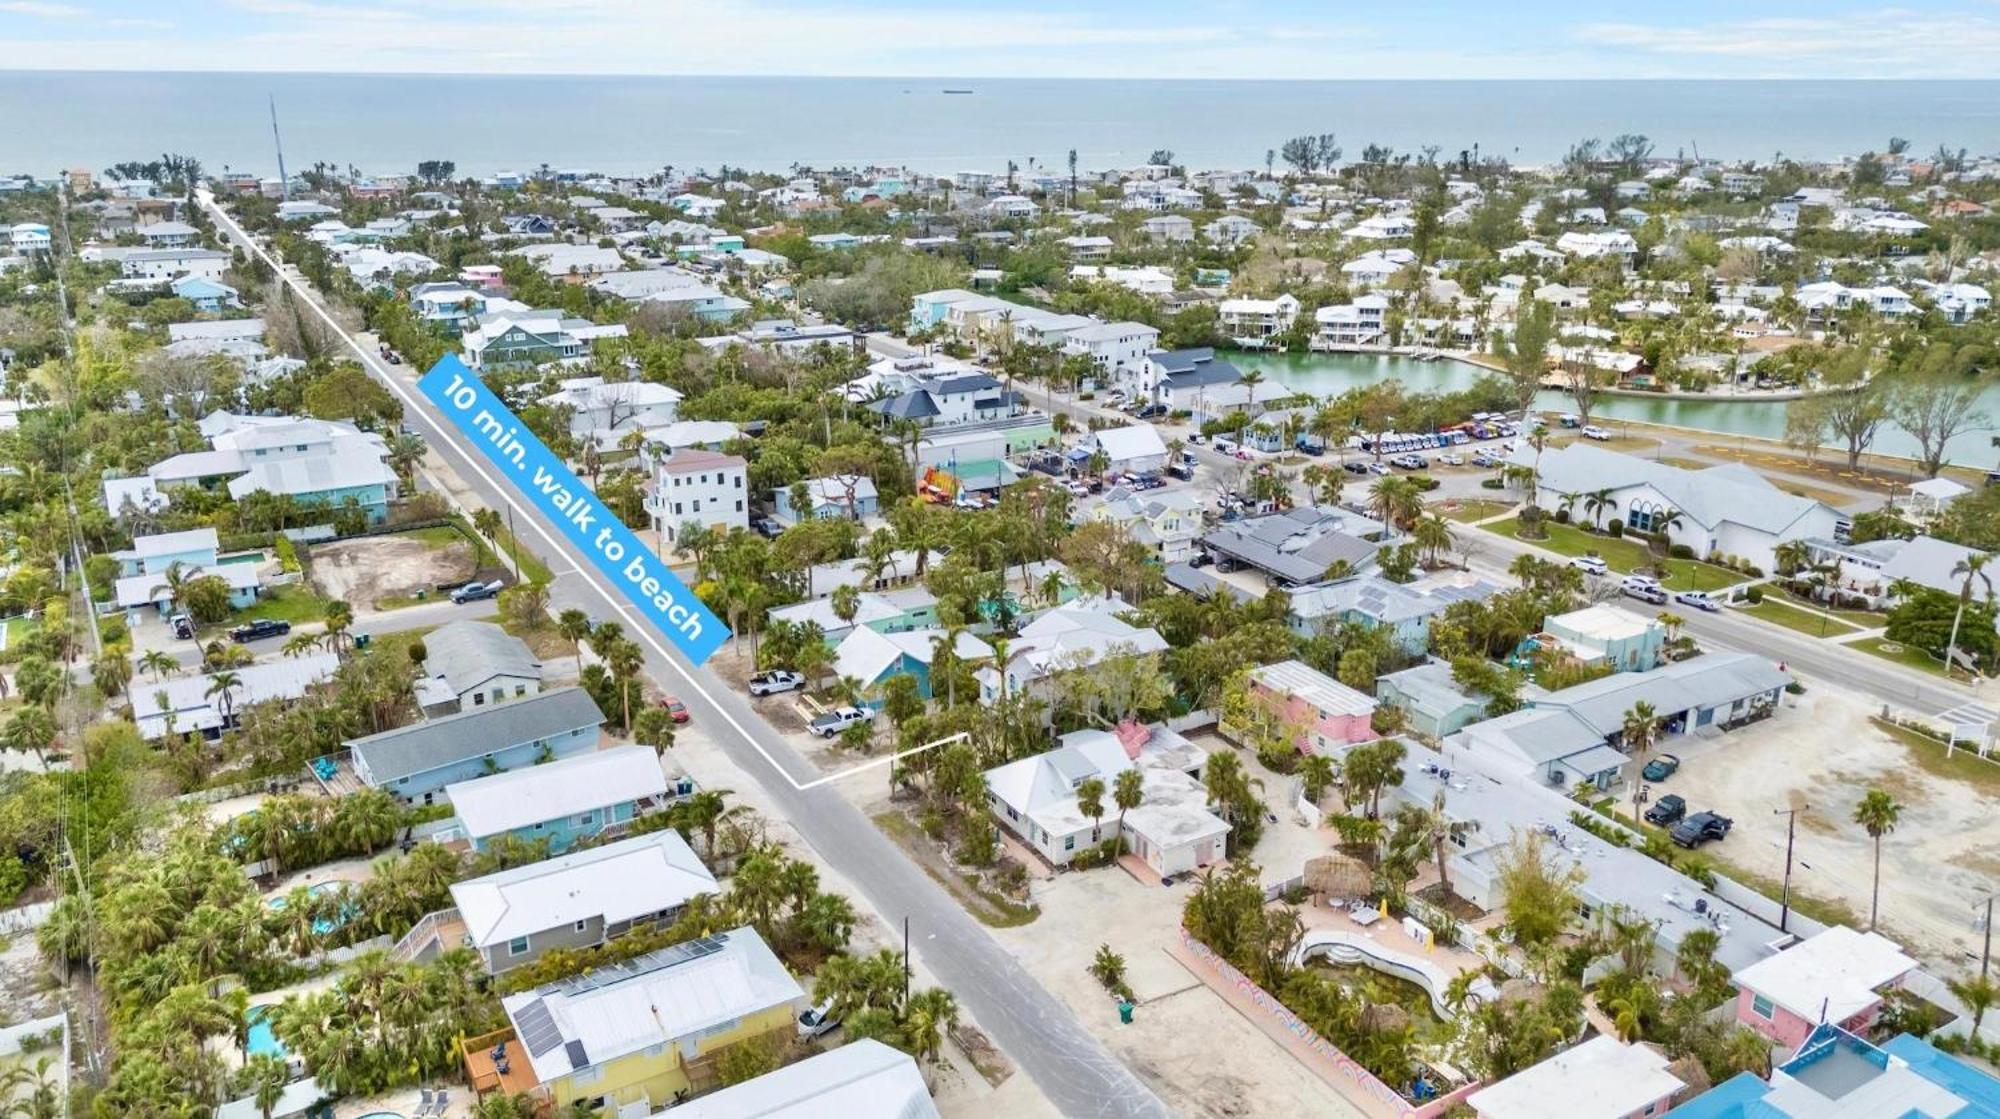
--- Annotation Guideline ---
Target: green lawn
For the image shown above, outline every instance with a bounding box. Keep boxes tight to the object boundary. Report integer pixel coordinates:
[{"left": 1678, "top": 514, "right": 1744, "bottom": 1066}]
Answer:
[
  {"left": 1853, "top": 636, "right": 1952, "bottom": 678},
  {"left": 0, "top": 615, "right": 31, "bottom": 652},
  {"left": 1738, "top": 597, "right": 1862, "bottom": 638},
  {"left": 1434, "top": 499, "right": 1515, "bottom": 524},
  {"left": 1487, "top": 518, "right": 1745, "bottom": 592},
  {"left": 461, "top": 517, "right": 554, "bottom": 585},
  {"left": 228, "top": 584, "right": 331, "bottom": 627},
  {"left": 1766, "top": 591, "right": 1884, "bottom": 630}
]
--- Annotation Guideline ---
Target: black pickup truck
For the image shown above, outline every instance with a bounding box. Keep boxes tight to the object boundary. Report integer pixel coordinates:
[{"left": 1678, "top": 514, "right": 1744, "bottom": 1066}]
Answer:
[{"left": 1670, "top": 811, "right": 1733, "bottom": 849}]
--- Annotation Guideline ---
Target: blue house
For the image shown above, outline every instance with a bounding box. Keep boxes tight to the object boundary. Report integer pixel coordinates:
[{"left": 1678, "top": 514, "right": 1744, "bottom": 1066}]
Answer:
[
  {"left": 908, "top": 289, "right": 982, "bottom": 332},
  {"left": 226, "top": 450, "right": 397, "bottom": 523},
  {"left": 771, "top": 475, "right": 880, "bottom": 524},
  {"left": 110, "top": 527, "right": 262, "bottom": 616},
  {"left": 442, "top": 745, "right": 669, "bottom": 853},
  {"left": 1664, "top": 1025, "right": 2000, "bottom": 1118},
  {"left": 171, "top": 276, "right": 241, "bottom": 312},
  {"left": 830, "top": 626, "right": 992, "bottom": 701},
  {"left": 349, "top": 687, "right": 605, "bottom": 804}
]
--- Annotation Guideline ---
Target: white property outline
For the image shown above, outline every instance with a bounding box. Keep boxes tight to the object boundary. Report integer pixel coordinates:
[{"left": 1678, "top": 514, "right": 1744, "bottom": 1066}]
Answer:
[{"left": 202, "top": 193, "right": 963, "bottom": 792}]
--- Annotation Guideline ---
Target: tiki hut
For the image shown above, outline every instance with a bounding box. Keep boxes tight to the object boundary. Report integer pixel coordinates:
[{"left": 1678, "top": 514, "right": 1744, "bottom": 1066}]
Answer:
[{"left": 1304, "top": 853, "right": 1372, "bottom": 901}]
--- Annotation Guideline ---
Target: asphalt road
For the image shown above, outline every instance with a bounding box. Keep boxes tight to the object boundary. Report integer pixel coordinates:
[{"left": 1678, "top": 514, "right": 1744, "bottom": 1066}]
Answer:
[
  {"left": 1007, "top": 378, "right": 1986, "bottom": 721},
  {"left": 203, "top": 197, "right": 1172, "bottom": 1119}
]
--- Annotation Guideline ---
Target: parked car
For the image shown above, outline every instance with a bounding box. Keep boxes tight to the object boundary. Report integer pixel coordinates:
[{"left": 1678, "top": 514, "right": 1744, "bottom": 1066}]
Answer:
[
  {"left": 1570, "top": 555, "right": 1609, "bottom": 577},
  {"left": 796, "top": 998, "right": 842, "bottom": 1040},
  {"left": 1167, "top": 462, "right": 1194, "bottom": 481},
  {"left": 230, "top": 619, "right": 292, "bottom": 644},
  {"left": 1390, "top": 453, "right": 1428, "bottom": 470},
  {"left": 1644, "top": 793, "right": 1687, "bottom": 826},
  {"left": 1364, "top": 461, "right": 1392, "bottom": 476},
  {"left": 1436, "top": 452, "right": 1464, "bottom": 466},
  {"left": 1137, "top": 404, "right": 1168, "bottom": 419},
  {"left": 748, "top": 669, "right": 806, "bottom": 696},
  {"left": 752, "top": 517, "right": 785, "bottom": 539},
  {"left": 658, "top": 696, "right": 690, "bottom": 724},
  {"left": 1642, "top": 753, "right": 1680, "bottom": 781},
  {"left": 1188, "top": 551, "right": 1213, "bottom": 568},
  {"left": 1187, "top": 432, "right": 1206, "bottom": 445},
  {"left": 450, "top": 580, "right": 502, "bottom": 604},
  {"left": 1675, "top": 590, "right": 1720, "bottom": 612},
  {"left": 1470, "top": 452, "right": 1502, "bottom": 468},
  {"left": 1581, "top": 425, "right": 1612, "bottom": 441},
  {"left": 1344, "top": 460, "right": 1371, "bottom": 475},
  {"left": 1670, "top": 812, "right": 1733, "bottom": 848},
  {"left": 808, "top": 705, "right": 876, "bottom": 737},
  {"left": 170, "top": 612, "right": 196, "bottom": 640}
]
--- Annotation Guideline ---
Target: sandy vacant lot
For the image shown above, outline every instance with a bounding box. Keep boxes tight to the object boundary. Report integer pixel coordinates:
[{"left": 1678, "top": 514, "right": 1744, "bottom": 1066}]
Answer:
[
  {"left": 307, "top": 533, "right": 477, "bottom": 611},
  {"left": 1667, "top": 687, "right": 2000, "bottom": 970}
]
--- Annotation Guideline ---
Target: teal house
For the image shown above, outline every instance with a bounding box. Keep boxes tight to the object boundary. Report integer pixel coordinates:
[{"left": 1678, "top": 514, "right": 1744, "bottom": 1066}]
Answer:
[
  {"left": 350, "top": 687, "right": 605, "bottom": 805},
  {"left": 110, "top": 527, "right": 263, "bottom": 616},
  {"left": 442, "top": 745, "right": 668, "bottom": 853},
  {"left": 171, "top": 276, "right": 241, "bottom": 312},
  {"left": 1375, "top": 662, "right": 1501, "bottom": 740},
  {"left": 831, "top": 626, "right": 993, "bottom": 702}
]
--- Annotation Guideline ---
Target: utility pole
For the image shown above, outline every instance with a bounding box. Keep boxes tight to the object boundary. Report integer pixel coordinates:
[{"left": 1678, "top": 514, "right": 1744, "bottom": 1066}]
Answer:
[
  {"left": 1976, "top": 892, "right": 1997, "bottom": 980},
  {"left": 1775, "top": 804, "right": 1809, "bottom": 933},
  {"left": 268, "top": 95, "right": 290, "bottom": 202},
  {"left": 902, "top": 916, "right": 912, "bottom": 1007}
]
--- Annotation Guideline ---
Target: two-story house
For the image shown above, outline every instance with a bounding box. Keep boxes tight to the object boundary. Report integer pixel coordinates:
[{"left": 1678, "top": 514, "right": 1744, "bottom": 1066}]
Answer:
[
  {"left": 1062, "top": 321, "right": 1162, "bottom": 394},
  {"left": 540, "top": 375, "right": 683, "bottom": 447},
  {"left": 413, "top": 620, "right": 543, "bottom": 715},
  {"left": 649, "top": 448, "right": 749, "bottom": 544},
  {"left": 110, "top": 527, "right": 264, "bottom": 617},
  {"left": 1732, "top": 926, "right": 1918, "bottom": 1048}
]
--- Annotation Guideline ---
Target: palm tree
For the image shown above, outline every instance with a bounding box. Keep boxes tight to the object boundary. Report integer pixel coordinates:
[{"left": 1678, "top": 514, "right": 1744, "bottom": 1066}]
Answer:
[
  {"left": 1077, "top": 777, "right": 1107, "bottom": 844},
  {"left": 138, "top": 648, "right": 178, "bottom": 681},
  {"left": 1622, "top": 700, "right": 1658, "bottom": 818},
  {"left": 1944, "top": 553, "right": 1993, "bottom": 679},
  {"left": 605, "top": 638, "right": 646, "bottom": 731},
  {"left": 1298, "top": 753, "right": 1337, "bottom": 805},
  {"left": 902, "top": 987, "right": 960, "bottom": 1068},
  {"left": 206, "top": 670, "right": 244, "bottom": 728},
  {"left": 1112, "top": 768, "right": 1144, "bottom": 836},
  {"left": 386, "top": 431, "right": 428, "bottom": 485},
  {"left": 1774, "top": 539, "right": 1810, "bottom": 578},
  {"left": 1852, "top": 789, "right": 1902, "bottom": 931},
  {"left": 321, "top": 599, "right": 354, "bottom": 657},
  {"left": 831, "top": 583, "right": 861, "bottom": 628},
  {"left": 1236, "top": 369, "right": 1266, "bottom": 414},
  {"left": 1412, "top": 513, "right": 1456, "bottom": 568},
  {"left": 1582, "top": 487, "right": 1618, "bottom": 531},
  {"left": 556, "top": 608, "right": 593, "bottom": 674},
  {"left": 1947, "top": 973, "right": 1998, "bottom": 1037}
]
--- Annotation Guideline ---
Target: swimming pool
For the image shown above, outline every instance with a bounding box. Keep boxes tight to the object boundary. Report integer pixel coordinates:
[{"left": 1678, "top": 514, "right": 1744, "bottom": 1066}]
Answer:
[
  {"left": 245, "top": 1006, "right": 284, "bottom": 1058},
  {"left": 266, "top": 882, "right": 359, "bottom": 936}
]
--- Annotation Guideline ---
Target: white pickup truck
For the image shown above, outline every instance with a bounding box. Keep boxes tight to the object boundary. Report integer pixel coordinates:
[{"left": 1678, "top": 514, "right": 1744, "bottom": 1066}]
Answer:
[{"left": 808, "top": 706, "right": 876, "bottom": 737}]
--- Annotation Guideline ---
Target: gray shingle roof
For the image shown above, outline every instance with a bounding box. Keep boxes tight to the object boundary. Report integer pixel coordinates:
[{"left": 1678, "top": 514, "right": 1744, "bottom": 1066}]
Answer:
[
  {"left": 349, "top": 687, "right": 604, "bottom": 785},
  {"left": 423, "top": 620, "right": 543, "bottom": 697}
]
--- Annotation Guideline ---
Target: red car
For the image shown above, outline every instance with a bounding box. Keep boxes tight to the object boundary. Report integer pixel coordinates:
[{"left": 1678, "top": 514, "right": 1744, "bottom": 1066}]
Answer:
[{"left": 659, "top": 697, "right": 690, "bottom": 724}]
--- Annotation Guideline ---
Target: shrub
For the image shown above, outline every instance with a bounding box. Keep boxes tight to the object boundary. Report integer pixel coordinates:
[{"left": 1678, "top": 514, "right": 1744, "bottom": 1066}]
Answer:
[
  {"left": 1743, "top": 585, "right": 1765, "bottom": 604},
  {"left": 1553, "top": 509, "right": 1571, "bottom": 524},
  {"left": 1480, "top": 477, "right": 1505, "bottom": 490},
  {"left": 1607, "top": 519, "right": 1625, "bottom": 538},
  {"left": 274, "top": 534, "right": 303, "bottom": 574},
  {"left": 1409, "top": 474, "right": 1441, "bottom": 492},
  {"left": 1667, "top": 543, "right": 1696, "bottom": 559}
]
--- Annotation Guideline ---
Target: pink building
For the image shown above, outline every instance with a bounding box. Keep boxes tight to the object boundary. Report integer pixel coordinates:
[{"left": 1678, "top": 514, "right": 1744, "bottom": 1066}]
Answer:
[
  {"left": 1246, "top": 659, "right": 1379, "bottom": 755},
  {"left": 1731, "top": 926, "right": 1918, "bottom": 1048},
  {"left": 459, "top": 264, "right": 505, "bottom": 291}
]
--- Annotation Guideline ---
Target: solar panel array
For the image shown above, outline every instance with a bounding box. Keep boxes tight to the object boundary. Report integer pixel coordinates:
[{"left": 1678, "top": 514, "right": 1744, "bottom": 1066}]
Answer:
[
  {"left": 544, "top": 934, "right": 729, "bottom": 997},
  {"left": 514, "top": 997, "right": 563, "bottom": 1057}
]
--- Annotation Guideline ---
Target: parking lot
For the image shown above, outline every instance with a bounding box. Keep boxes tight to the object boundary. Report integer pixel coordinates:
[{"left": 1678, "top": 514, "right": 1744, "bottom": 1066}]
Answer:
[{"left": 1660, "top": 686, "right": 2000, "bottom": 969}]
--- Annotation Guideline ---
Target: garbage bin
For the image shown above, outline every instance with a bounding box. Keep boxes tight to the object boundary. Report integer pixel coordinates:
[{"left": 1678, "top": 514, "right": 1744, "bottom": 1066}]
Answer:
[{"left": 1117, "top": 1000, "right": 1134, "bottom": 1024}]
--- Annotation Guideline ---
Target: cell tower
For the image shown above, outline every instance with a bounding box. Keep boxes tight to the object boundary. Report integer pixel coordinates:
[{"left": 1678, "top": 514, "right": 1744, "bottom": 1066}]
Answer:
[{"left": 269, "top": 94, "right": 290, "bottom": 201}]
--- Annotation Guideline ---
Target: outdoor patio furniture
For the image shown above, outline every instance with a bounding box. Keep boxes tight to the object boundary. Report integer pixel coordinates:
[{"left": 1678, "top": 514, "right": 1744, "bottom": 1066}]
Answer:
[{"left": 1350, "top": 904, "right": 1382, "bottom": 927}]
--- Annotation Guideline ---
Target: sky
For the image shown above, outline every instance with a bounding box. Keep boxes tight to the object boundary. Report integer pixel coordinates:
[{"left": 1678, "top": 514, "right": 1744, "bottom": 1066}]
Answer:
[{"left": 6, "top": 0, "right": 2000, "bottom": 79}]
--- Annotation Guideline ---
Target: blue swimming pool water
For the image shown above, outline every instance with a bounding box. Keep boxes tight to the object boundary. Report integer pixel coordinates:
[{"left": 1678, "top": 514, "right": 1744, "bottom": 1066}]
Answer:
[
  {"left": 245, "top": 1006, "right": 284, "bottom": 1058},
  {"left": 266, "top": 882, "right": 358, "bottom": 936}
]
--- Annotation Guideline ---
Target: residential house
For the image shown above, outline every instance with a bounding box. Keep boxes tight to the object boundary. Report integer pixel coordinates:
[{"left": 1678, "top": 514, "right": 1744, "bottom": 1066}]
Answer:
[
  {"left": 1139, "top": 214, "right": 1195, "bottom": 242},
  {"left": 1314, "top": 294, "right": 1390, "bottom": 346},
  {"left": 768, "top": 586, "right": 938, "bottom": 645},
  {"left": 1542, "top": 604, "right": 1667, "bottom": 672},
  {"left": 831, "top": 626, "right": 992, "bottom": 700},
  {"left": 510, "top": 242, "right": 626, "bottom": 281},
  {"left": 1060, "top": 235, "right": 1115, "bottom": 261},
  {"left": 1198, "top": 507, "right": 1383, "bottom": 589},
  {"left": 349, "top": 687, "right": 605, "bottom": 804},
  {"left": 1287, "top": 570, "right": 1505, "bottom": 653},
  {"left": 463, "top": 311, "right": 629, "bottom": 373},
  {"left": 1345, "top": 214, "right": 1414, "bottom": 240},
  {"left": 1376, "top": 661, "right": 1512, "bottom": 740},
  {"left": 446, "top": 830, "right": 717, "bottom": 973},
  {"left": 1204, "top": 214, "right": 1260, "bottom": 245},
  {"left": 132, "top": 654, "right": 339, "bottom": 740},
  {"left": 771, "top": 475, "right": 880, "bottom": 524},
  {"left": 1146, "top": 347, "right": 1243, "bottom": 409},
  {"left": 1071, "top": 265, "right": 1174, "bottom": 296},
  {"left": 1556, "top": 230, "right": 1639, "bottom": 261},
  {"left": 1732, "top": 926, "right": 1918, "bottom": 1048},
  {"left": 1341, "top": 248, "right": 1416, "bottom": 289},
  {"left": 109, "top": 527, "right": 263, "bottom": 616},
  {"left": 1056, "top": 323, "right": 1168, "bottom": 393},
  {"left": 984, "top": 723, "right": 1228, "bottom": 874},
  {"left": 975, "top": 600, "right": 1169, "bottom": 705},
  {"left": 105, "top": 412, "right": 397, "bottom": 520},
  {"left": 170, "top": 276, "right": 240, "bottom": 312},
  {"left": 588, "top": 268, "right": 710, "bottom": 302},
  {"left": 442, "top": 745, "right": 668, "bottom": 853},
  {"left": 1513, "top": 444, "right": 1842, "bottom": 575},
  {"left": 856, "top": 359, "right": 1025, "bottom": 430},
  {"left": 1469, "top": 1036, "right": 1689, "bottom": 1119},
  {"left": 663, "top": 1039, "right": 937, "bottom": 1119},
  {"left": 1217, "top": 294, "right": 1301, "bottom": 347},
  {"left": 696, "top": 320, "right": 855, "bottom": 355},
  {"left": 8, "top": 223, "right": 51, "bottom": 254},
  {"left": 409, "top": 283, "right": 499, "bottom": 332},
  {"left": 102, "top": 246, "right": 230, "bottom": 283},
  {"left": 413, "top": 620, "right": 543, "bottom": 716},
  {"left": 494, "top": 927, "right": 804, "bottom": 1111},
  {"left": 540, "top": 375, "right": 683, "bottom": 446},
  {"left": 1087, "top": 487, "right": 1203, "bottom": 563},
  {"left": 649, "top": 448, "right": 749, "bottom": 543},
  {"left": 1662, "top": 1027, "right": 2000, "bottom": 1119},
  {"left": 1245, "top": 660, "right": 1379, "bottom": 755}
]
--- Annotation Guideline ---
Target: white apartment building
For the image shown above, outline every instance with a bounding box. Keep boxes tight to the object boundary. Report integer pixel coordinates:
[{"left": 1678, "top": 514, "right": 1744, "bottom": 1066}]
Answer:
[
  {"left": 649, "top": 449, "right": 749, "bottom": 543},
  {"left": 1063, "top": 321, "right": 1161, "bottom": 392},
  {"left": 1314, "top": 294, "right": 1389, "bottom": 346}
]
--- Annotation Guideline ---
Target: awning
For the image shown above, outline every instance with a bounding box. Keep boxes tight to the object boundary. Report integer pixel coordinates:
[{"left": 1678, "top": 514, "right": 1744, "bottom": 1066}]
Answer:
[{"left": 1556, "top": 744, "right": 1630, "bottom": 780}]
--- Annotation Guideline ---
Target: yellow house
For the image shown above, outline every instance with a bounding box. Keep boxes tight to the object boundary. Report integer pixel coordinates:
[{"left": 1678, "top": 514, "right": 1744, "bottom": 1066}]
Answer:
[{"left": 498, "top": 926, "right": 807, "bottom": 1114}]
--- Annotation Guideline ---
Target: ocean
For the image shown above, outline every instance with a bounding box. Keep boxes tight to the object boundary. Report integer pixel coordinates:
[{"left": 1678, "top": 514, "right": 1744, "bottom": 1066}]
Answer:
[{"left": 6, "top": 72, "right": 2000, "bottom": 179}]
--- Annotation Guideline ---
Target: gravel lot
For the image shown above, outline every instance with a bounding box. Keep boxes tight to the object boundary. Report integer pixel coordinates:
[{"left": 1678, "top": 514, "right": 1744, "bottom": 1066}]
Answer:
[{"left": 307, "top": 533, "right": 477, "bottom": 611}]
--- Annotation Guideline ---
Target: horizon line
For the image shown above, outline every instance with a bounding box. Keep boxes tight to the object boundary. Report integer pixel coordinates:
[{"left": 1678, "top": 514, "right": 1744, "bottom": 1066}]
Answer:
[{"left": 6, "top": 68, "right": 2000, "bottom": 83}]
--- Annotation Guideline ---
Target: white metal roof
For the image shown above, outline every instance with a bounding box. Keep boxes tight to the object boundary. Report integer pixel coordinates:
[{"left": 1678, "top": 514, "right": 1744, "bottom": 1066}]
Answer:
[
  {"left": 449, "top": 829, "right": 716, "bottom": 948},
  {"left": 1732, "top": 926, "right": 1917, "bottom": 1023},
  {"left": 444, "top": 745, "right": 666, "bottom": 840},
  {"left": 1249, "top": 659, "right": 1377, "bottom": 717},
  {"left": 1468, "top": 1037, "right": 1683, "bottom": 1119},
  {"left": 662, "top": 1039, "right": 938, "bottom": 1118}
]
